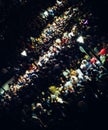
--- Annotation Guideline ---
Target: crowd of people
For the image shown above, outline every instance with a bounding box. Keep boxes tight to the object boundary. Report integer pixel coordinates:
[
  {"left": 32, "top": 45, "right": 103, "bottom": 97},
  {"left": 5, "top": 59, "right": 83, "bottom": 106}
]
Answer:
[
  {"left": 40, "top": 0, "right": 68, "bottom": 19},
  {"left": 0, "top": 0, "right": 108, "bottom": 130}
]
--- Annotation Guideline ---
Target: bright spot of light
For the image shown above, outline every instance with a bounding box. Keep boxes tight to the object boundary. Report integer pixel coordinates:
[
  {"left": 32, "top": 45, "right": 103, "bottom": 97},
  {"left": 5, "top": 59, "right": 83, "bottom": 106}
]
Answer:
[
  {"left": 21, "top": 50, "right": 27, "bottom": 56},
  {"left": 77, "top": 36, "right": 84, "bottom": 43}
]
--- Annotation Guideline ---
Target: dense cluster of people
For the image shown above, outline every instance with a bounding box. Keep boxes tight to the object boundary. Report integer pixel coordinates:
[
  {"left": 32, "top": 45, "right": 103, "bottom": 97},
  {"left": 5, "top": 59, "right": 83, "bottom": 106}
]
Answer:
[
  {"left": 40, "top": 0, "right": 68, "bottom": 19},
  {"left": 0, "top": 0, "right": 108, "bottom": 130}
]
